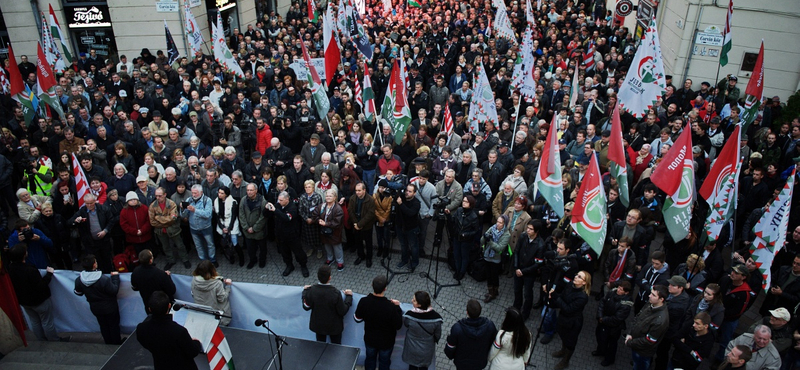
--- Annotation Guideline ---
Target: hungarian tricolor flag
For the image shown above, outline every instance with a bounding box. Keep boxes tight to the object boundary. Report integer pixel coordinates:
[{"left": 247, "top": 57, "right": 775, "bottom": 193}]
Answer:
[
  {"left": 699, "top": 125, "right": 741, "bottom": 242},
  {"left": 719, "top": 0, "right": 733, "bottom": 66},
  {"left": 323, "top": 2, "right": 341, "bottom": 85},
  {"left": 388, "top": 60, "right": 412, "bottom": 144},
  {"left": 71, "top": 153, "right": 89, "bottom": 207},
  {"left": 361, "top": 61, "right": 376, "bottom": 122},
  {"left": 607, "top": 104, "right": 630, "bottom": 207},
  {"left": 741, "top": 41, "right": 764, "bottom": 131},
  {"left": 751, "top": 167, "right": 795, "bottom": 291},
  {"left": 207, "top": 327, "right": 235, "bottom": 370},
  {"left": 49, "top": 4, "right": 73, "bottom": 64},
  {"left": 299, "top": 36, "right": 330, "bottom": 120},
  {"left": 409, "top": 0, "right": 422, "bottom": 7},
  {"left": 651, "top": 126, "right": 694, "bottom": 241},
  {"left": 571, "top": 153, "right": 607, "bottom": 255},
  {"left": 308, "top": 0, "right": 320, "bottom": 23},
  {"left": 534, "top": 114, "right": 565, "bottom": 218}
]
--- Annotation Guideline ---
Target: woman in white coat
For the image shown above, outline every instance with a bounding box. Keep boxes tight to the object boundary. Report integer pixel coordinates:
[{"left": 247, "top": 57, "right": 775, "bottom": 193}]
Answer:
[{"left": 487, "top": 307, "right": 532, "bottom": 370}]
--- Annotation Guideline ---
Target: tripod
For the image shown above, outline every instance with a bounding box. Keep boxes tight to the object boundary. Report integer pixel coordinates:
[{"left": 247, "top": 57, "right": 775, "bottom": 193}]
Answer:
[
  {"left": 525, "top": 294, "right": 551, "bottom": 368},
  {"left": 380, "top": 205, "right": 412, "bottom": 283},
  {"left": 423, "top": 215, "right": 460, "bottom": 298}
]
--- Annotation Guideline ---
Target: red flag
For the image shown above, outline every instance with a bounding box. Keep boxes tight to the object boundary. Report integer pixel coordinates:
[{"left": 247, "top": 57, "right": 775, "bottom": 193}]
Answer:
[
  {"left": 7, "top": 45, "right": 25, "bottom": 96},
  {"left": 651, "top": 125, "right": 692, "bottom": 195},
  {"left": 0, "top": 257, "right": 27, "bottom": 346},
  {"left": 744, "top": 41, "right": 764, "bottom": 100},
  {"left": 443, "top": 103, "right": 454, "bottom": 137},
  {"left": 699, "top": 125, "right": 741, "bottom": 201},
  {"left": 607, "top": 104, "right": 626, "bottom": 166}
]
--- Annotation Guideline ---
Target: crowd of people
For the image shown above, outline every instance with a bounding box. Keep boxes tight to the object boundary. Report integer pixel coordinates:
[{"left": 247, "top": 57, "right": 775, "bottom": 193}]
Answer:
[{"left": 2, "top": 0, "right": 800, "bottom": 369}]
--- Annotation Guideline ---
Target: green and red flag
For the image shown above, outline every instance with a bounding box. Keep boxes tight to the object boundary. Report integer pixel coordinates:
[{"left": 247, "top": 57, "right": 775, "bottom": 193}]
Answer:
[
  {"left": 534, "top": 114, "right": 565, "bottom": 218},
  {"left": 571, "top": 152, "right": 607, "bottom": 255},
  {"left": 741, "top": 40, "right": 764, "bottom": 131},
  {"left": 408, "top": 0, "right": 422, "bottom": 7},
  {"left": 719, "top": 0, "right": 733, "bottom": 66},
  {"left": 8, "top": 45, "right": 38, "bottom": 126},
  {"left": 607, "top": 104, "right": 630, "bottom": 207},
  {"left": 651, "top": 126, "right": 694, "bottom": 241},
  {"left": 699, "top": 124, "right": 741, "bottom": 241},
  {"left": 308, "top": 0, "right": 320, "bottom": 23},
  {"left": 36, "top": 42, "right": 65, "bottom": 121},
  {"left": 362, "top": 61, "right": 376, "bottom": 122},
  {"left": 299, "top": 36, "right": 330, "bottom": 120},
  {"left": 750, "top": 167, "right": 795, "bottom": 291}
]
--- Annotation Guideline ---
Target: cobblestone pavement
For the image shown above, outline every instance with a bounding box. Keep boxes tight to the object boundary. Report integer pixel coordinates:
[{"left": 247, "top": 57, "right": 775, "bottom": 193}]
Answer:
[{"left": 159, "top": 228, "right": 637, "bottom": 370}]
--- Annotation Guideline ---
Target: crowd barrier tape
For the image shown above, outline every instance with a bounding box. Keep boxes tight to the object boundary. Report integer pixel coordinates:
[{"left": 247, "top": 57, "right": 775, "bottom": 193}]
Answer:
[{"left": 35, "top": 270, "right": 435, "bottom": 369}]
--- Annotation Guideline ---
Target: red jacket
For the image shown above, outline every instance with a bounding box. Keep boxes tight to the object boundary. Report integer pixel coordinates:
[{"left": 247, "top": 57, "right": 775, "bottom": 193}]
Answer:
[
  {"left": 377, "top": 155, "right": 403, "bottom": 176},
  {"left": 120, "top": 204, "right": 153, "bottom": 243},
  {"left": 255, "top": 126, "right": 273, "bottom": 156}
]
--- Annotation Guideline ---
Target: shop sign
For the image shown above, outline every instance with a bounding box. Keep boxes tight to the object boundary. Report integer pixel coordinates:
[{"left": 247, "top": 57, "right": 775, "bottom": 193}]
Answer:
[
  {"left": 66, "top": 5, "right": 112, "bottom": 28},
  {"left": 216, "top": 0, "right": 238, "bottom": 12}
]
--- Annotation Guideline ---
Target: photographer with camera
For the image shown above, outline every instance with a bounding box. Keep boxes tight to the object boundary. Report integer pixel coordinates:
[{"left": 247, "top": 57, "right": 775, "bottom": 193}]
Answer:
[
  {"left": 414, "top": 170, "right": 436, "bottom": 256},
  {"left": 22, "top": 156, "right": 54, "bottom": 196},
  {"left": 8, "top": 219, "right": 54, "bottom": 269},
  {"left": 265, "top": 138, "right": 293, "bottom": 177},
  {"left": 395, "top": 183, "right": 422, "bottom": 272},
  {"left": 539, "top": 239, "right": 579, "bottom": 345}
]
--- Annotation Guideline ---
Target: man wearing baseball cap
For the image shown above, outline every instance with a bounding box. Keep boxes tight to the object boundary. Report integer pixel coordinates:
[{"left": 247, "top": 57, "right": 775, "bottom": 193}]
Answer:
[
  {"left": 747, "top": 307, "right": 793, "bottom": 355},
  {"left": 716, "top": 264, "right": 754, "bottom": 362},
  {"left": 653, "top": 275, "right": 691, "bottom": 370}
]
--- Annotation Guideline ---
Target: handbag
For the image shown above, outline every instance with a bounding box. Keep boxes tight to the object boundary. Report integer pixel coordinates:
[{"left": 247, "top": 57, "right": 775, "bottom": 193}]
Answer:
[
  {"left": 469, "top": 258, "right": 488, "bottom": 282},
  {"left": 321, "top": 227, "right": 334, "bottom": 235}
]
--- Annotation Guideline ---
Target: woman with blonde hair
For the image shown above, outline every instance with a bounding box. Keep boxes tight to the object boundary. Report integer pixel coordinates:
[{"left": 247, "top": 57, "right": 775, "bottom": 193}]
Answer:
[
  {"left": 191, "top": 260, "right": 232, "bottom": 325},
  {"left": 550, "top": 271, "right": 591, "bottom": 369},
  {"left": 674, "top": 253, "right": 707, "bottom": 296}
]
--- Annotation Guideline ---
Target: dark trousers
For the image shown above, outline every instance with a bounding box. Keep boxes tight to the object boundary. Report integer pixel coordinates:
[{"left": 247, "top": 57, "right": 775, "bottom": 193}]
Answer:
[
  {"left": 244, "top": 237, "right": 267, "bottom": 265},
  {"left": 398, "top": 226, "right": 420, "bottom": 268},
  {"left": 315, "top": 333, "right": 342, "bottom": 344},
  {"left": 595, "top": 324, "right": 622, "bottom": 364},
  {"left": 129, "top": 239, "right": 152, "bottom": 255},
  {"left": 409, "top": 366, "right": 428, "bottom": 370},
  {"left": 453, "top": 239, "right": 471, "bottom": 275},
  {"left": 364, "top": 345, "right": 393, "bottom": 370},
  {"left": 514, "top": 275, "right": 537, "bottom": 318},
  {"left": 654, "top": 337, "right": 674, "bottom": 370},
  {"left": 353, "top": 227, "right": 374, "bottom": 260},
  {"left": 96, "top": 310, "right": 122, "bottom": 344},
  {"left": 376, "top": 224, "right": 391, "bottom": 251},
  {"left": 487, "top": 261, "right": 502, "bottom": 287},
  {"left": 87, "top": 238, "right": 113, "bottom": 273},
  {"left": 278, "top": 237, "right": 307, "bottom": 267}
]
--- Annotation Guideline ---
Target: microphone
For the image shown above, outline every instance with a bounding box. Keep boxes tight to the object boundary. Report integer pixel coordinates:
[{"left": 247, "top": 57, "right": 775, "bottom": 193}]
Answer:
[
  {"left": 172, "top": 303, "right": 186, "bottom": 311},
  {"left": 254, "top": 318, "right": 269, "bottom": 327}
]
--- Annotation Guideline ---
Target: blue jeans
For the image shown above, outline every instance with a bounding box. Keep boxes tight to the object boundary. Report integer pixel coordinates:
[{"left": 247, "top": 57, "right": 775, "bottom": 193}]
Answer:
[
  {"left": 398, "top": 226, "right": 420, "bottom": 268},
  {"left": 716, "top": 319, "right": 739, "bottom": 361},
  {"left": 542, "top": 305, "right": 558, "bottom": 336},
  {"left": 362, "top": 169, "right": 376, "bottom": 195},
  {"left": 632, "top": 350, "right": 653, "bottom": 370},
  {"left": 364, "top": 345, "right": 392, "bottom": 370},
  {"left": 191, "top": 228, "right": 216, "bottom": 262}
]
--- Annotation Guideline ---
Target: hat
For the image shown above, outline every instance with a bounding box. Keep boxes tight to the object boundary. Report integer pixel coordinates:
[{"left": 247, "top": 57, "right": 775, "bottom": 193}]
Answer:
[
  {"left": 152, "top": 110, "right": 162, "bottom": 117},
  {"left": 692, "top": 146, "right": 702, "bottom": 155},
  {"left": 171, "top": 107, "right": 182, "bottom": 116},
  {"left": 125, "top": 191, "right": 138, "bottom": 202},
  {"left": 136, "top": 176, "right": 148, "bottom": 183},
  {"left": 106, "top": 187, "right": 118, "bottom": 195},
  {"left": 701, "top": 81, "right": 711, "bottom": 87},
  {"left": 601, "top": 130, "right": 611, "bottom": 137},
  {"left": 731, "top": 264, "right": 750, "bottom": 277},
  {"left": 416, "top": 145, "right": 430, "bottom": 154},
  {"left": 251, "top": 151, "right": 262, "bottom": 159},
  {"left": 667, "top": 275, "right": 688, "bottom": 287},
  {"left": 773, "top": 95, "right": 781, "bottom": 102},
  {"left": 729, "top": 76, "right": 738, "bottom": 81},
  {"left": 333, "top": 86, "right": 340, "bottom": 91},
  {"left": 119, "top": 90, "right": 127, "bottom": 97},
  {"left": 189, "top": 111, "right": 198, "bottom": 117},
  {"left": 563, "top": 80, "right": 571, "bottom": 88},
  {"left": 175, "top": 124, "right": 184, "bottom": 131},
  {"left": 741, "top": 134, "right": 749, "bottom": 141},
  {"left": 412, "top": 157, "right": 426, "bottom": 165},
  {"left": 139, "top": 107, "right": 150, "bottom": 114},
  {"left": 155, "top": 84, "right": 164, "bottom": 89},
  {"left": 377, "top": 178, "right": 389, "bottom": 188},
  {"left": 310, "top": 133, "right": 321, "bottom": 140},
  {"left": 578, "top": 156, "right": 590, "bottom": 165},
  {"left": 455, "top": 111, "right": 464, "bottom": 117},
  {"left": 498, "top": 141, "right": 509, "bottom": 148},
  {"left": 558, "top": 138, "right": 567, "bottom": 144},
  {"left": 769, "top": 308, "right": 791, "bottom": 321},
  {"left": 710, "top": 116, "right": 722, "bottom": 124},
  {"left": 665, "top": 75, "right": 673, "bottom": 80}
]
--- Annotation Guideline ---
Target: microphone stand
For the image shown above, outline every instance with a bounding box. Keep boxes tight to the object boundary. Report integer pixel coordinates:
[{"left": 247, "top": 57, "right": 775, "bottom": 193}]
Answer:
[
  {"left": 256, "top": 321, "right": 289, "bottom": 370},
  {"left": 172, "top": 302, "right": 232, "bottom": 321}
]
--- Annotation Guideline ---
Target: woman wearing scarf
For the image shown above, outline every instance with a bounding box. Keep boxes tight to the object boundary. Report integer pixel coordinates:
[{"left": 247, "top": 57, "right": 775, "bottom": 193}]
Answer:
[
  {"left": 300, "top": 180, "right": 324, "bottom": 259},
  {"left": 213, "top": 186, "right": 244, "bottom": 266},
  {"left": 402, "top": 291, "right": 443, "bottom": 370},
  {"left": 315, "top": 169, "right": 339, "bottom": 199},
  {"left": 313, "top": 189, "right": 345, "bottom": 271},
  {"left": 481, "top": 215, "right": 511, "bottom": 303}
]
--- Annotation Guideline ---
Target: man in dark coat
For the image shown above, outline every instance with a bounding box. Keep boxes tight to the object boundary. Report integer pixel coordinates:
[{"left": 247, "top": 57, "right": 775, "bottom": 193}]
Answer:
[
  {"left": 302, "top": 265, "right": 353, "bottom": 344},
  {"left": 74, "top": 254, "right": 122, "bottom": 344},
  {"left": 348, "top": 183, "right": 377, "bottom": 267},
  {"left": 445, "top": 299, "right": 498, "bottom": 370},
  {"left": 136, "top": 291, "right": 203, "bottom": 370},
  {"left": 654, "top": 275, "right": 692, "bottom": 370},
  {"left": 354, "top": 275, "right": 404, "bottom": 370},
  {"left": 7, "top": 244, "right": 67, "bottom": 342},
  {"left": 68, "top": 193, "right": 118, "bottom": 273},
  {"left": 130, "top": 249, "right": 177, "bottom": 310},
  {"left": 270, "top": 190, "right": 308, "bottom": 277},
  {"left": 513, "top": 219, "right": 547, "bottom": 320},
  {"left": 594, "top": 281, "right": 634, "bottom": 366}
]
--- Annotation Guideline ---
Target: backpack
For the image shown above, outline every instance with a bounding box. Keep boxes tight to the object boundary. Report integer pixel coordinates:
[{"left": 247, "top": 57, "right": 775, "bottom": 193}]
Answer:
[{"left": 112, "top": 245, "right": 139, "bottom": 273}]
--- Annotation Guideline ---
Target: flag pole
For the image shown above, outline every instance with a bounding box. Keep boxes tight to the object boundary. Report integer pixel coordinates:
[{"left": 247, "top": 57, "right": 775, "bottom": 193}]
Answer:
[
  {"left": 510, "top": 100, "right": 522, "bottom": 150},
  {"left": 176, "top": 5, "right": 189, "bottom": 57}
]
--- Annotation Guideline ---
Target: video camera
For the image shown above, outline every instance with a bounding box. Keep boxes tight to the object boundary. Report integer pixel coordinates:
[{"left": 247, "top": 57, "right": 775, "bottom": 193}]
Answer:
[{"left": 433, "top": 195, "right": 450, "bottom": 221}]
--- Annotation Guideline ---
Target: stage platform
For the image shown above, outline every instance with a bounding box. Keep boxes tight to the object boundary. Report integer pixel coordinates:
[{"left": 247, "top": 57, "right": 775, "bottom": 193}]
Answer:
[{"left": 100, "top": 325, "right": 360, "bottom": 370}]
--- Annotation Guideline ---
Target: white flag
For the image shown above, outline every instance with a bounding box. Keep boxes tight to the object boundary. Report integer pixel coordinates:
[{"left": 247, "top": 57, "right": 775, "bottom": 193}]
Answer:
[
  {"left": 468, "top": 62, "right": 499, "bottom": 134},
  {"left": 212, "top": 15, "right": 244, "bottom": 78},
  {"left": 511, "top": 25, "right": 536, "bottom": 102},
  {"left": 617, "top": 16, "right": 666, "bottom": 119},
  {"left": 185, "top": 3, "right": 205, "bottom": 56}
]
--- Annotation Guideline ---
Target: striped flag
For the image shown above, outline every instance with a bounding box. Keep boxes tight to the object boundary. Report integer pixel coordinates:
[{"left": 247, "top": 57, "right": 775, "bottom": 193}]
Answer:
[
  {"left": 71, "top": 153, "right": 89, "bottom": 207},
  {"left": 0, "top": 68, "right": 9, "bottom": 94},
  {"left": 409, "top": 0, "right": 422, "bottom": 7},
  {"left": 40, "top": 12, "right": 65, "bottom": 75},
  {"left": 207, "top": 327, "right": 235, "bottom": 370},
  {"left": 583, "top": 40, "right": 595, "bottom": 71},
  {"left": 607, "top": 104, "right": 629, "bottom": 207},
  {"left": 720, "top": 0, "right": 733, "bottom": 66},
  {"left": 362, "top": 61, "right": 376, "bottom": 122},
  {"left": 443, "top": 103, "right": 454, "bottom": 143},
  {"left": 354, "top": 76, "right": 363, "bottom": 108},
  {"left": 49, "top": 4, "right": 73, "bottom": 64},
  {"left": 323, "top": 2, "right": 341, "bottom": 85},
  {"left": 308, "top": 0, "right": 320, "bottom": 23},
  {"left": 569, "top": 61, "right": 580, "bottom": 108}
]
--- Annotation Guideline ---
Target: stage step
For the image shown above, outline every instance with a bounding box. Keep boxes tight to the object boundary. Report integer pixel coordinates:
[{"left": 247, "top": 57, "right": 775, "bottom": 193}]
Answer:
[{"left": 0, "top": 341, "right": 118, "bottom": 370}]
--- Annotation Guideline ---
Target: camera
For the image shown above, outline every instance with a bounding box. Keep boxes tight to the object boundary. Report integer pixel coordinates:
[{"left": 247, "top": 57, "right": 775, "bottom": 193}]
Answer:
[
  {"left": 191, "top": 164, "right": 199, "bottom": 170},
  {"left": 181, "top": 201, "right": 190, "bottom": 208},
  {"left": 433, "top": 195, "right": 449, "bottom": 221},
  {"left": 22, "top": 228, "right": 34, "bottom": 241}
]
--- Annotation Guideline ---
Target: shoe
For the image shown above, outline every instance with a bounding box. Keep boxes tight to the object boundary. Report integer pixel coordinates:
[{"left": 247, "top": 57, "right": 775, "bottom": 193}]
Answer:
[
  {"left": 213, "top": 261, "right": 219, "bottom": 268},
  {"left": 409, "top": 265, "right": 417, "bottom": 272},
  {"left": 239, "top": 259, "right": 245, "bottom": 267},
  {"left": 600, "top": 359, "right": 615, "bottom": 367},
  {"left": 554, "top": 349, "right": 573, "bottom": 370},
  {"left": 453, "top": 272, "right": 460, "bottom": 280},
  {"left": 366, "top": 259, "right": 372, "bottom": 268},
  {"left": 591, "top": 350, "right": 604, "bottom": 357},
  {"left": 163, "top": 262, "right": 175, "bottom": 271},
  {"left": 354, "top": 257, "right": 363, "bottom": 266},
  {"left": 306, "top": 249, "right": 313, "bottom": 257},
  {"left": 337, "top": 264, "right": 344, "bottom": 272},
  {"left": 325, "top": 259, "right": 333, "bottom": 265},
  {"left": 540, "top": 334, "right": 553, "bottom": 344},
  {"left": 282, "top": 266, "right": 295, "bottom": 276},
  {"left": 552, "top": 347, "right": 567, "bottom": 358},
  {"left": 259, "top": 262, "right": 266, "bottom": 268},
  {"left": 301, "top": 266, "right": 310, "bottom": 278},
  {"left": 59, "top": 335, "right": 72, "bottom": 342},
  {"left": 396, "top": 261, "right": 408, "bottom": 269},
  {"left": 183, "top": 261, "right": 191, "bottom": 269},
  {"left": 316, "top": 250, "right": 323, "bottom": 259},
  {"left": 247, "top": 261, "right": 256, "bottom": 269}
]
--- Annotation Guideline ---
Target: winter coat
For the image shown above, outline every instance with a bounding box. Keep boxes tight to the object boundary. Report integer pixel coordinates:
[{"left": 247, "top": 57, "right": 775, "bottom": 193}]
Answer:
[
  {"left": 597, "top": 289, "right": 634, "bottom": 330},
  {"left": 239, "top": 194, "right": 267, "bottom": 240},
  {"left": 68, "top": 203, "right": 117, "bottom": 244},
  {"left": 552, "top": 284, "right": 589, "bottom": 349},
  {"left": 313, "top": 202, "right": 344, "bottom": 245},
  {"left": 272, "top": 200, "right": 300, "bottom": 241},
  {"left": 347, "top": 194, "right": 376, "bottom": 230},
  {"left": 453, "top": 207, "right": 480, "bottom": 242},
  {"left": 487, "top": 329, "right": 532, "bottom": 370},
  {"left": 131, "top": 264, "right": 176, "bottom": 310},
  {"left": 74, "top": 271, "right": 120, "bottom": 315},
  {"left": 725, "top": 333, "right": 781, "bottom": 370},
  {"left": 18, "top": 194, "right": 50, "bottom": 224},
  {"left": 503, "top": 209, "right": 531, "bottom": 253},
  {"left": 481, "top": 227, "right": 511, "bottom": 264},
  {"left": 148, "top": 199, "right": 181, "bottom": 236},
  {"left": 302, "top": 283, "right": 352, "bottom": 335},
  {"left": 213, "top": 197, "right": 239, "bottom": 236},
  {"left": 626, "top": 303, "right": 669, "bottom": 357},
  {"left": 492, "top": 191, "right": 518, "bottom": 220},
  {"left": 719, "top": 276, "right": 754, "bottom": 322},
  {"left": 670, "top": 326, "right": 715, "bottom": 370},
  {"left": 402, "top": 309, "right": 443, "bottom": 367},
  {"left": 604, "top": 249, "right": 637, "bottom": 284},
  {"left": 136, "top": 314, "right": 203, "bottom": 370},
  {"left": 683, "top": 294, "right": 725, "bottom": 332},
  {"left": 7, "top": 229, "right": 53, "bottom": 269},
  {"left": 635, "top": 262, "right": 670, "bottom": 302},
  {"left": 434, "top": 179, "right": 463, "bottom": 213},
  {"left": 191, "top": 275, "right": 232, "bottom": 326},
  {"left": 184, "top": 195, "right": 213, "bottom": 231},
  {"left": 674, "top": 263, "right": 708, "bottom": 296},
  {"left": 665, "top": 292, "right": 692, "bottom": 339},
  {"left": 513, "top": 235, "right": 546, "bottom": 277},
  {"left": 444, "top": 316, "right": 497, "bottom": 370},
  {"left": 120, "top": 204, "right": 152, "bottom": 243},
  {"left": 8, "top": 261, "right": 53, "bottom": 306},
  {"left": 502, "top": 174, "right": 528, "bottom": 196}
]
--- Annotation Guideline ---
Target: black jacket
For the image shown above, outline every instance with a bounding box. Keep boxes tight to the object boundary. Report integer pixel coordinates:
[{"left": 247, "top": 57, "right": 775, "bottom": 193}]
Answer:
[
  {"left": 444, "top": 316, "right": 498, "bottom": 370},
  {"left": 670, "top": 326, "right": 715, "bottom": 370},
  {"left": 8, "top": 261, "right": 52, "bottom": 306},
  {"left": 272, "top": 200, "right": 300, "bottom": 240},
  {"left": 130, "top": 264, "right": 177, "bottom": 310},
  {"left": 453, "top": 207, "right": 480, "bottom": 242},
  {"left": 608, "top": 220, "right": 651, "bottom": 266},
  {"left": 302, "top": 283, "right": 353, "bottom": 336},
  {"left": 597, "top": 289, "right": 634, "bottom": 330},
  {"left": 68, "top": 203, "right": 118, "bottom": 244},
  {"left": 665, "top": 291, "right": 692, "bottom": 339},
  {"left": 354, "top": 294, "right": 403, "bottom": 350},
  {"left": 396, "top": 196, "right": 421, "bottom": 232},
  {"left": 552, "top": 284, "right": 589, "bottom": 319},
  {"left": 74, "top": 271, "right": 120, "bottom": 315},
  {"left": 542, "top": 253, "right": 579, "bottom": 294},
  {"left": 513, "top": 235, "right": 546, "bottom": 277},
  {"left": 136, "top": 314, "right": 203, "bottom": 370}
]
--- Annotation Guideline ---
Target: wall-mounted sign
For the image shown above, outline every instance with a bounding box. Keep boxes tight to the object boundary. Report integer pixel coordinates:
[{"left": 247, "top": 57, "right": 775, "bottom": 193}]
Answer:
[
  {"left": 156, "top": 1, "right": 179, "bottom": 12},
  {"left": 696, "top": 32, "right": 724, "bottom": 46},
  {"left": 189, "top": 0, "right": 202, "bottom": 7},
  {"left": 65, "top": 5, "right": 112, "bottom": 29},
  {"left": 215, "top": 0, "right": 238, "bottom": 12}
]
